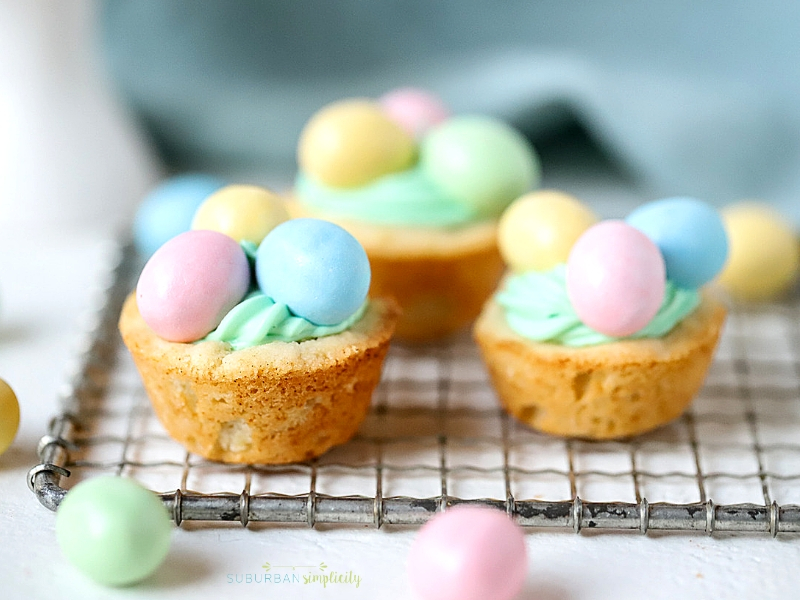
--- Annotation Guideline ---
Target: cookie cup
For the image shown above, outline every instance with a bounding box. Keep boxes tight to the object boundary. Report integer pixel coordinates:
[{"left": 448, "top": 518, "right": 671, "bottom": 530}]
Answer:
[
  {"left": 119, "top": 294, "right": 399, "bottom": 464},
  {"left": 473, "top": 292, "right": 727, "bottom": 439}
]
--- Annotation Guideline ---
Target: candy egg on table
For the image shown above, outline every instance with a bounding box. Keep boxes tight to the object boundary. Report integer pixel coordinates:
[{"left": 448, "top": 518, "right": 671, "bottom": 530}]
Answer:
[
  {"left": 379, "top": 87, "right": 449, "bottom": 137},
  {"left": 421, "top": 116, "right": 541, "bottom": 218},
  {"left": 626, "top": 197, "right": 728, "bottom": 289},
  {"left": 407, "top": 505, "right": 528, "bottom": 600},
  {"left": 255, "top": 218, "right": 371, "bottom": 326},
  {"left": 191, "top": 184, "right": 289, "bottom": 246},
  {"left": 567, "top": 220, "right": 666, "bottom": 337},
  {"left": 132, "top": 173, "right": 226, "bottom": 257},
  {"left": 0, "top": 378, "right": 19, "bottom": 456},
  {"left": 498, "top": 189, "right": 598, "bottom": 272},
  {"left": 56, "top": 476, "right": 172, "bottom": 586},
  {"left": 718, "top": 202, "right": 800, "bottom": 301},
  {"left": 136, "top": 230, "right": 250, "bottom": 342},
  {"left": 298, "top": 99, "right": 417, "bottom": 188}
]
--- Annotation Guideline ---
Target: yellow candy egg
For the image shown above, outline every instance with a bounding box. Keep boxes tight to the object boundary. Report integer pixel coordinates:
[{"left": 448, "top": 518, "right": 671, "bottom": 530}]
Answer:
[
  {"left": 0, "top": 378, "right": 19, "bottom": 456},
  {"left": 498, "top": 190, "right": 598, "bottom": 272},
  {"left": 719, "top": 202, "right": 800, "bottom": 301},
  {"left": 298, "top": 99, "right": 417, "bottom": 188},
  {"left": 191, "top": 184, "right": 289, "bottom": 246}
]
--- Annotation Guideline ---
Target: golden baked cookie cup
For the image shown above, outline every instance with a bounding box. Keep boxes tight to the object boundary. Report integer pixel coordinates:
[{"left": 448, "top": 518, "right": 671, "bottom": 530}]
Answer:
[
  {"left": 473, "top": 292, "right": 727, "bottom": 439},
  {"left": 288, "top": 204, "right": 504, "bottom": 343},
  {"left": 119, "top": 294, "right": 399, "bottom": 464}
]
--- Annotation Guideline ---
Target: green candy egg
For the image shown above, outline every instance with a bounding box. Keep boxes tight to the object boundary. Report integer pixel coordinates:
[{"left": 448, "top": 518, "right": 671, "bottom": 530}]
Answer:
[
  {"left": 56, "top": 477, "right": 172, "bottom": 586},
  {"left": 421, "top": 116, "right": 541, "bottom": 218}
]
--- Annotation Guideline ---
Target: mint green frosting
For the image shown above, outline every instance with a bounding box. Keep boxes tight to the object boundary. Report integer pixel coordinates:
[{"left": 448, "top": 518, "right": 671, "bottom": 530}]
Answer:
[
  {"left": 496, "top": 265, "right": 701, "bottom": 347},
  {"left": 295, "top": 166, "right": 478, "bottom": 227},
  {"left": 240, "top": 239, "right": 258, "bottom": 261},
  {"left": 202, "top": 292, "right": 368, "bottom": 350}
]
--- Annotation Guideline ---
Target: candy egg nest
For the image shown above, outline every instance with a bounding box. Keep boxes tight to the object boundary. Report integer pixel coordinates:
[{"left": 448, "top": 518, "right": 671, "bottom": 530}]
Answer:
[
  {"left": 296, "top": 91, "right": 541, "bottom": 224},
  {"left": 474, "top": 192, "right": 729, "bottom": 439},
  {"left": 494, "top": 193, "right": 729, "bottom": 344},
  {"left": 121, "top": 188, "right": 400, "bottom": 464},
  {"left": 136, "top": 217, "right": 372, "bottom": 346},
  {"left": 291, "top": 89, "right": 542, "bottom": 342}
]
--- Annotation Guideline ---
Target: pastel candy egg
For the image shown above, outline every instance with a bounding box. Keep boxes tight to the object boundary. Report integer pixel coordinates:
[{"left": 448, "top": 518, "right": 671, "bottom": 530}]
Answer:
[
  {"left": 421, "top": 116, "right": 541, "bottom": 218},
  {"left": 56, "top": 476, "right": 172, "bottom": 586},
  {"left": 256, "top": 218, "right": 370, "bottom": 325},
  {"left": 191, "top": 184, "right": 289, "bottom": 246},
  {"left": 0, "top": 378, "right": 19, "bottom": 456},
  {"left": 407, "top": 506, "right": 527, "bottom": 600},
  {"left": 567, "top": 221, "right": 666, "bottom": 337},
  {"left": 137, "top": 230, "right": 250, "bottom": 342},
  {"left": 498, "top": 190, "right": 598, "bottom": 272},
  {"left": 379, "top": 87, "right": 449, "bottom": 137},
  {"left": 298, "top": 99, "right": 417, "bottom": 188},
  {"left": 133, "top": 173, "right": 226, "bottom": 257},
  {"left": 626, "top": 197, "right": 728, "bottom": 288},
  {"left": 718, "top": 202, "right": 800, "bottom": 301}
]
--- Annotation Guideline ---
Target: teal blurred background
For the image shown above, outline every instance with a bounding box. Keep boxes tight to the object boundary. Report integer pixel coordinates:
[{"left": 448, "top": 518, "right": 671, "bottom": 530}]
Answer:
[
  {"left": 1, "top": 1, "right": 798, "bottom": 231},
  {"left": 99, "top": 0, "right": 800, "bottom": 224}
]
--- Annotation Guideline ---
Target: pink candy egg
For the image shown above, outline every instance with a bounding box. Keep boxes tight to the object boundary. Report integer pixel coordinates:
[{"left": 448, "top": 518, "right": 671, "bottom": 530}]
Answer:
[
  {"left": 566, "top": 220, "right": 666, "bottom": 337},
  {"left": 408, "top": 506, "right": 527, "bottom": 600},
  {"left": 137, "top": 230, "right": 250, "bottom": 342},
  {"left": 379, "top": 87, "right": 449, "bottom": 137}
]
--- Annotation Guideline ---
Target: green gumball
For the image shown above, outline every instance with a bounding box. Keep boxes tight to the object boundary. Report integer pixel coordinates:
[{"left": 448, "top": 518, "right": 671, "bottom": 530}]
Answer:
[
  {"left": 421, "top": 116, "right": 540, "bottom": 218},
  {"left": 56, "top": 477, "right": 172, "bottom": 586}
]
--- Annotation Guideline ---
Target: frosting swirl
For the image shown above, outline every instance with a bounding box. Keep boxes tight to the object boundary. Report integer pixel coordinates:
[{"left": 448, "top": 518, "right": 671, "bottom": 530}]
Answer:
[
  {"left": 496, "top": 265, "right": 700, "bottom": 347},
  {"left": 202, "top": 292, "right": 368, "bottom": 350},
  {"left": 295, "top": 166, "right": 476, "bottom": 227}
]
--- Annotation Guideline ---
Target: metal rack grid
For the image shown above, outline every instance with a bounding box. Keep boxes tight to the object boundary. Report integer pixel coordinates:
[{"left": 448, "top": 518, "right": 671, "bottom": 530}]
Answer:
[{"left": 28, "top": 242, "right": 800, "bottom": 536}]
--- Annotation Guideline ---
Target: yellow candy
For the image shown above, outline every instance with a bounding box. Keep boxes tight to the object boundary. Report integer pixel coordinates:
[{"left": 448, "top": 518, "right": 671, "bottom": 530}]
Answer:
[
  {"left": 0, "top": 378, "right": 19, "bottom": 456},
  {"left": 719, "top": 202, "right": 800, "bottom": 301},
  {"left": 298, "top": 99, "right": 416, "bottom": 188},
  {"left": 498, "top": 190, "right": 598, "bottom": 272},
  {"left": 191, "top": 184, "right": 289, "bottom": 246}
]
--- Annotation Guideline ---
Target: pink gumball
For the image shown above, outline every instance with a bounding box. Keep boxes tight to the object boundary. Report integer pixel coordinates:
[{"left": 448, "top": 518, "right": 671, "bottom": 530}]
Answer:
[
  {"left": 137, "top": 230, "right": 250, "bottom": 342},
  {"left": 566, "top": 220, "right": 666, "bottom": 337},
  {"left": 379, "top": 87, "right": 449, "bottom": 137},
  {"left": 408, "top": 506, "right": 527, "bottom": 600}
]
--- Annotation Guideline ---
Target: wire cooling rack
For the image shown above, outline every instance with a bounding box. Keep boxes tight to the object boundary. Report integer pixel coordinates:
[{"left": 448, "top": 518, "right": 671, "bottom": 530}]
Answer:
[{"left": 28, "top": 242, "right": 800, "bottom": 536}]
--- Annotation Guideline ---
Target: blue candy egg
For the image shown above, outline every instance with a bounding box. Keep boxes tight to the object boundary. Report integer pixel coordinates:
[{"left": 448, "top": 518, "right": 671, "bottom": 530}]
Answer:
[
  {"left": 626, "top": 197, "right": 728, "bottom": 289},
  {"left": 255, "top": 218, "right": 371, "bottom": 325},
  {"left": 133, "top": 173, "right": 226, "bottom": 257}
]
